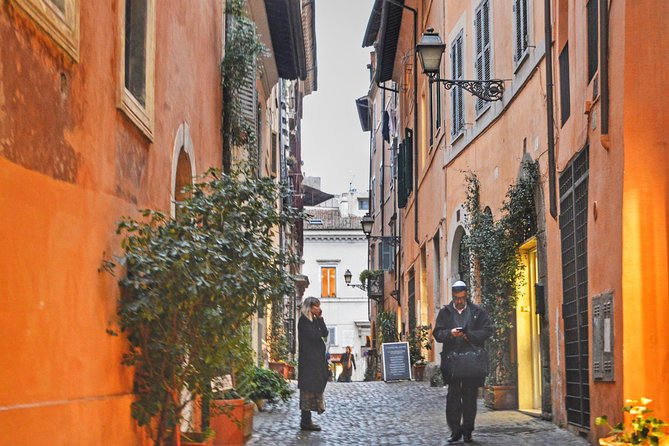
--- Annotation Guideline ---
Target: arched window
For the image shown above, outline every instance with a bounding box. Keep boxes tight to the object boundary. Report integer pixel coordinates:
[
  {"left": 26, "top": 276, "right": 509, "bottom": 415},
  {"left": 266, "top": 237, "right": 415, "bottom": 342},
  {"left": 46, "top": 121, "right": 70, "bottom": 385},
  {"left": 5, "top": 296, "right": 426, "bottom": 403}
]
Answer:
[{"left": 174, "top": 148, "right": 192, "bottom": 220}]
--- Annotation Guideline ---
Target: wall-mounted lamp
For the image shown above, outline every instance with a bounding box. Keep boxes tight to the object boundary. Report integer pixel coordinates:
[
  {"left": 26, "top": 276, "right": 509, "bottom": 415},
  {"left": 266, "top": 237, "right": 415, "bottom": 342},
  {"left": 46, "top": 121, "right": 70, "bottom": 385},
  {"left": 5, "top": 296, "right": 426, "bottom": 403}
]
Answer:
[
  {"left": 344, "top": 269, "right": 366, "bottom": 291},
  {"left": 416, "top": 28, "right": 505, "bottom": 102},
  {"left": 360, "top": 213, "right": 401, "bottom": 246}
]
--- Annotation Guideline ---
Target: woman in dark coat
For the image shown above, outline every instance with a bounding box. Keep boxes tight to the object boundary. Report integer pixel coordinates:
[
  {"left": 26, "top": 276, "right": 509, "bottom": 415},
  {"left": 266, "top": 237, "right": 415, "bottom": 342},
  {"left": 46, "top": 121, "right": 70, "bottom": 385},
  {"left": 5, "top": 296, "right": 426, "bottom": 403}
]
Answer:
[{"left": 298, "top": 296, "right": 329, "bottom": 431}]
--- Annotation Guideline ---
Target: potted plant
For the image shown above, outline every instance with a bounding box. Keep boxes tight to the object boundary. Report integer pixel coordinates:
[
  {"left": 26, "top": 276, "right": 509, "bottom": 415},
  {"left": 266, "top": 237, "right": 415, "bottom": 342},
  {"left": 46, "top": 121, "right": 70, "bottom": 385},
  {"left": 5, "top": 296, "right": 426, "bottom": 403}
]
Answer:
[
  {"left": 237, "top": 366, "right": 293, "bottom": 412},
  {"left": 596, "top": 398, "right": 668, "bottom": 445},
  {"left": 463, "top": 164, "right": 538, "bottom": 409},
  {"left": 208, "top": 389, "right": 248, "bottom": 446},
  {"left": 408, "top": 325, "right": 432, "bottom": 381}
]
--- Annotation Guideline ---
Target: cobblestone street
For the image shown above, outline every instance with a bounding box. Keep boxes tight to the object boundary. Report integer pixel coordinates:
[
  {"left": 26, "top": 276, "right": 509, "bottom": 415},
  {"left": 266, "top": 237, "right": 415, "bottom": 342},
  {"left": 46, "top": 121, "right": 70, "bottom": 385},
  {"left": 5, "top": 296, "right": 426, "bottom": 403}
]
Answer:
[{"left": 247, "top": 381, "right": 590, "bottom": 445}]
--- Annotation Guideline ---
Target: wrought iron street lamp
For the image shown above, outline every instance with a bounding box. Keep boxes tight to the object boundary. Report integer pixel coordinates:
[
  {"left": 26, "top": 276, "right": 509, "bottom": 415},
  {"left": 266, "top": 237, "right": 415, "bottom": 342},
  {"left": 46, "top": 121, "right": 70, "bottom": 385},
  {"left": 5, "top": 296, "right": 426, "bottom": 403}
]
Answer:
[
  {"left": 360, "top": 214, "right": 400, "bottom": 246},
  {"left": 416, "top": 28, "right": 505, "bottom": 102},
  {"left": 344, "top": 269, "right": 366, "bottom": 291}
]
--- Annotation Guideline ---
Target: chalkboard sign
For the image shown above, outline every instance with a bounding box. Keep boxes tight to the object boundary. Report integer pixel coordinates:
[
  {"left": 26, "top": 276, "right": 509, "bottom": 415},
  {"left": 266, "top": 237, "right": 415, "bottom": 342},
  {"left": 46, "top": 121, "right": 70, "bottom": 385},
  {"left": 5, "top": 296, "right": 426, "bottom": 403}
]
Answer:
[{"left": 381, "top": 342, "right": 412, "bottom": 381}]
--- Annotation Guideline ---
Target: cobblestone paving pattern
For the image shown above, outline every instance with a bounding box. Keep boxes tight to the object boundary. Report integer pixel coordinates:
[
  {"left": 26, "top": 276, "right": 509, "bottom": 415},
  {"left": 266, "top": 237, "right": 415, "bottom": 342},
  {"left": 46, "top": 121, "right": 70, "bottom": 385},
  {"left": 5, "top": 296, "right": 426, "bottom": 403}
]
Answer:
[{"left": 246, "top": 381, "right": 590, "bottom": 446}]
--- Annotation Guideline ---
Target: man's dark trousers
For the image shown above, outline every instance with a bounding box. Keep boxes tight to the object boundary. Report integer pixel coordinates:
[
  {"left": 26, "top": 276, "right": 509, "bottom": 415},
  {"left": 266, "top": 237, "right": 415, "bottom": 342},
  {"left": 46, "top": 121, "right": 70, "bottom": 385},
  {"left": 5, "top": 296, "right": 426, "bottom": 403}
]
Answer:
[{"left": 446, "top": 379, "right": 479, "bottom": 435}]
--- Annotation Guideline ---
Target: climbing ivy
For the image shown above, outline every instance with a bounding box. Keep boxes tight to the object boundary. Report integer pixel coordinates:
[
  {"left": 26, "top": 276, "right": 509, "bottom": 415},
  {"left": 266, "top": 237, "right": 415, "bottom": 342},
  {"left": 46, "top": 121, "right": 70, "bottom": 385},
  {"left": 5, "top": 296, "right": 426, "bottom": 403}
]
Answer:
[
  {"left": 222, "top": 0, "right": 268, "bottom": 172},
  {"left": 464, "top": 160, "right": 539, "bottom": 386}
]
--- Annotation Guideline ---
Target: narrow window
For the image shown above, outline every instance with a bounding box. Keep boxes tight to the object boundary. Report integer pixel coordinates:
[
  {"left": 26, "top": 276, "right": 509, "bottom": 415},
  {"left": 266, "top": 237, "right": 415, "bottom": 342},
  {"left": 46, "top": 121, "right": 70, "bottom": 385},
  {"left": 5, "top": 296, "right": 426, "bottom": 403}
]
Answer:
[
  {"left": 587, "top": 0, "right": 599, "bottom": 82},
  {"left": 450, "top": 32, "right": 464, "bottom": 136},
  {"left": 119, "top": 0, "right": 155, "bottom": 138},
  {"left": 124, "top": 0, "right": 148, "bottom": 106},
  {"left": 514, "top": 0, "right": 529, "bottom": 62},
  {"left": 271, "top": 132, "right": 278, "bottom": 176},
  {"left": 12, "top": 0, "right": 79, "bottom": 59},
  {"left": 559, "top": 43, "right": 571, "bottom": 126},
  {"left": 474, "top": 0, "right": 492, "bottom": 113},
  {"left": 321, "top": 267, "right": 336, "bottom": 298}
]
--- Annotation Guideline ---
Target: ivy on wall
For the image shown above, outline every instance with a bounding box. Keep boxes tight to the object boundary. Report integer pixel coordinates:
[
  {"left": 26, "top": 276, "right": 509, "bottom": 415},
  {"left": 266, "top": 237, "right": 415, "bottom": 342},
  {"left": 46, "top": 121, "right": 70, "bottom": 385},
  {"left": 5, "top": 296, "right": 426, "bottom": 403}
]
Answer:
[
  {"left": 222, "top": 0, "right": 267, "bottom": 172},
  {"left": 464, "top": 160, "right": 539, "bottom": 386}
]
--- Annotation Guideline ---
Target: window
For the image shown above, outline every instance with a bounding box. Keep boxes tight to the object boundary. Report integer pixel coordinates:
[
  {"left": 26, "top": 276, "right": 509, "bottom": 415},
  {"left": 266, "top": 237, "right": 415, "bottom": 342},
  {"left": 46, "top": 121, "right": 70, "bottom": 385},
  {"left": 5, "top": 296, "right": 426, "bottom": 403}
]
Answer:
[
  {"left": 119, "top": 0, "right": 155, "bottom": 139},
  {"left": 559, "top": 43, "right": 571, "bottom": 126},
  {"left": 514, "top": 0, "right": 529, "bottom": 62},
  {"left": 381, "top": 238, "right": 394, "bottom": 270},
  {"left": 13, "top": 0, "right": 80, "bottom": 60},
  {"left": 450, "top": 32, "right": 465, "bottom": 136},
  {"left": 371, "top": 177, "right": 376, "bottom": 213},
  {"left": 587, "top": 0, "right": 598, "bottom": 82},
  {"left": 327, "top": 327, "right": 336, "bottom": 346},
  {"left": 321, "top": 267, "right": 336, "bottom": 298},
  {"left": 474, "top": 0, "right": 492, "bottom": 113},
  {"left": 358, "top": 198, "right": 369, "bottom": 211},
  {"left": 271, "top": 132, "right": 278, "bottom": 176}
]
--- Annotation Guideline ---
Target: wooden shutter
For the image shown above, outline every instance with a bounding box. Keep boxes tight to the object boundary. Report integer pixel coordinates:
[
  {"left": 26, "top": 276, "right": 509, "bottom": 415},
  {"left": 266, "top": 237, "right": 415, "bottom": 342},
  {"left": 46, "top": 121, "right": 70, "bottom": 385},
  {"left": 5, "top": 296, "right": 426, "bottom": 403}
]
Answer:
[
  {"left": 559, "top": 43, "right": 571, "bottom": 125},
  {"left": 475, "top": 0, "right": 491, "bottom": 111},
  {"left": 451, "top": 33, "right": 464, "bottom": 136},
  {"left": 397, "top": 141, "right": 407, "bottom": 208},
  {"left": 587, "top": 0, "right": 598, "bottom": 82}
]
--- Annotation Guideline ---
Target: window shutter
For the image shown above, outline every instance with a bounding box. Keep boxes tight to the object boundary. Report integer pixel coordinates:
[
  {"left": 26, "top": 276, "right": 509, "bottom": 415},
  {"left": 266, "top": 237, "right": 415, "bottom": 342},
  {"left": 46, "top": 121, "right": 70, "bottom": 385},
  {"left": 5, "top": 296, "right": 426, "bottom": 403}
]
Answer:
[
  {"left": 381, "top": 238, "right": 394, "bottom": 270},
  {"left": 587, "top": 0, "right": 599, "bottom": 81},
  {"left": 475, "top": 1, "right": 491, "bottom": 112},
  {"left": 404, "top": 128, "right": 413, "bottom": 195},
  {"left": 559, "top": 43, "right": 571, "bottom": 125},
  {"left": 451, "top": 34, "right": 464, "bottom": 136},
  {"left": 514, "top": 0, "right": 521, "bottom": 61},
  {"left": 239, "top": 65, "right": 257, "bottom": 130},
  {"left": 397, "top": 141, "right": 407, "bottom": 208}
]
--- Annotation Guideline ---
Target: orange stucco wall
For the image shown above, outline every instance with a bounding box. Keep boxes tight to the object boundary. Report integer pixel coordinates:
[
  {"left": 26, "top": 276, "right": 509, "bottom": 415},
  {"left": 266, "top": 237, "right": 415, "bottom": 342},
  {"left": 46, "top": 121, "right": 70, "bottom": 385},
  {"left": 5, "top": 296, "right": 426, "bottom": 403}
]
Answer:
[
  {"left": 0, "top": 0, "right": 223, "bottom": 442},
  {"left": 620, "top": 0, "right": 669, "bottom": 422}
]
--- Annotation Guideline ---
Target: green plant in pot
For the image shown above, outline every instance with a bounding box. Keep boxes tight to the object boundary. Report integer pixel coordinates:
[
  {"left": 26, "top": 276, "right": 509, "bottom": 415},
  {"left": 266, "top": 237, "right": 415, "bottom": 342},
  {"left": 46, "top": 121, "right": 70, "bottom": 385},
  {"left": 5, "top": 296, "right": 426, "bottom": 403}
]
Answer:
[
  {"left": 463, "top": 161, "right": 538, "bottom": 409},
  {"left": 408, "top": 325, "right": 432, "bottom": 381},
  {"left": 107, "top": 166, "right": 302, "bottom": 445},
  {"left": 237, "top": 366, "right": 294, "bottom": 411}
]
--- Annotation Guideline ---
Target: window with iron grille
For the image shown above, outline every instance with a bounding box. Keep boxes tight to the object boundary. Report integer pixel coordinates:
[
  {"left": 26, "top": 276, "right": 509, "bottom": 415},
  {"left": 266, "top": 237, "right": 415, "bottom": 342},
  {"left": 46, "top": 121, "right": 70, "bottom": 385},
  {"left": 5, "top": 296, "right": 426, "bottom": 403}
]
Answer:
[
  {"left": 327, "top": 327, "right": 336, "bottom": 346},
  {"left": 559, "top": 146, "right": 590, "bottom": 429},
  {"left": 513, "top": 0, "right": 529, "bottom": 62},
  {"left": 450, "top": 32, "right": 465, "bottom": 136},
  {"left": 474, "top": 0, "right": 492, "bottom": 113},
  {"left": 559, "top": 43, "right": 571, "bottom": 126},
  {"left": 408, "top": 268, "right": 416, "bottom": 330},
  {"left": 587, "top": 0, "right": 598, "bottom": 82}
]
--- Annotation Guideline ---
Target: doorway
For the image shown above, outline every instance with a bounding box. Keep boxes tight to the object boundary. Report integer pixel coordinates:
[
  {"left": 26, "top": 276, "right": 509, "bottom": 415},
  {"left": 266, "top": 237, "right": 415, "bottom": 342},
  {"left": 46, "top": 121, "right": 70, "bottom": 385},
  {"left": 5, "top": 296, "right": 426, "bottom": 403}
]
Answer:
[{"left": 516, "top": 238, "right": 542, "bottom": 414}]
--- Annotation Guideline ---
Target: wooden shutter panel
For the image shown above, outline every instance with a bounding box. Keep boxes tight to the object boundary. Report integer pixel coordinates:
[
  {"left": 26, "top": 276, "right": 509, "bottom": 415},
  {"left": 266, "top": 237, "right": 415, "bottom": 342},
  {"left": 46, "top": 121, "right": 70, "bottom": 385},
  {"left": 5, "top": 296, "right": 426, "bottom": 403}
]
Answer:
[
  {"left": 397, "top": 141, "right": 407, "bottom": 208},
  {"left": 404, "top": 128, "right": 413, "bottom": 194}
]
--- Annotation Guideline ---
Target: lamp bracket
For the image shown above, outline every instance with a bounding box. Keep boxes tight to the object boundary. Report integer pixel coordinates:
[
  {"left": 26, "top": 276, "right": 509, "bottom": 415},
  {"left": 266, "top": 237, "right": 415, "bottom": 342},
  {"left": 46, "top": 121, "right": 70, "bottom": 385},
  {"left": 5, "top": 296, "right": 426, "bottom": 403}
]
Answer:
[
  {"left": 431, "top": 78, "right": 505, "bottom": 102},
  {"left": 367, "top": 235, "right": 401, "bottom": 247}
]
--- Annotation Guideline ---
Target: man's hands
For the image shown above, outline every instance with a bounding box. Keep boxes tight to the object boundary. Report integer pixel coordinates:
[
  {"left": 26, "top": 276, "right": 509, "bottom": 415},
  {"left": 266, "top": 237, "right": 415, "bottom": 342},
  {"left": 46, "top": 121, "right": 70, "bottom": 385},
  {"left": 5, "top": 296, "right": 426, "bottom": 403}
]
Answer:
[{"left": 451, "top": 327, "right": 468, "bottom": 340}]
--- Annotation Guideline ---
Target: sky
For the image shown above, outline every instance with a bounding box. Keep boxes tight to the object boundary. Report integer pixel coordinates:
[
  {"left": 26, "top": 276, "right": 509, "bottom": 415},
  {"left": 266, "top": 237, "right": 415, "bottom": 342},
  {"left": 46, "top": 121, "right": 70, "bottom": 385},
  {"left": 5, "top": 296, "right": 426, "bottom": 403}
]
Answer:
[{"left": 301, "top": 0, "right": 375, "bottom": 197}]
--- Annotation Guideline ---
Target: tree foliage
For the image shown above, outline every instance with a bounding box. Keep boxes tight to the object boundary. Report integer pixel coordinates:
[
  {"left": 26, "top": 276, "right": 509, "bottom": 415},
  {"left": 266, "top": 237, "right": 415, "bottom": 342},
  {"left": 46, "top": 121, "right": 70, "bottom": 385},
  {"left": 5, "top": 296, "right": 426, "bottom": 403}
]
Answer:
[
  {"left": 110, "top": 167, "right": 303, "bottom": 445},
  {"left": 463, "top": 160, "right": 539, "bottom": 386}
]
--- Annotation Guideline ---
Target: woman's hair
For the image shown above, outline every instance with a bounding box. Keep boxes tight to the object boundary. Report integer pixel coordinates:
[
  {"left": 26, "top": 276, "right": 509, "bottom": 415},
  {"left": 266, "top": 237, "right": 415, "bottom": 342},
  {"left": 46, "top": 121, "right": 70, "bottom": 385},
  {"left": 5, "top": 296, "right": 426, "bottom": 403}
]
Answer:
[{"left": 301, "top": 296, "right": 321, "bottom": 320}]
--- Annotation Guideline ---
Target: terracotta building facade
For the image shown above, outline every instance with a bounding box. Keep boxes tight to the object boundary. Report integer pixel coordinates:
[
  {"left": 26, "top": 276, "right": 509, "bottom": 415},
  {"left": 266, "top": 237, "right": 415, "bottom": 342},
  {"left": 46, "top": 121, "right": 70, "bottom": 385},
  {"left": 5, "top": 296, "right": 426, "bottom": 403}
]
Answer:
[
  {"left": 0, "top": 0, "right": 315, "bottom": 443},
  {"left": 358, "top": 0, "right": 669, "bottom": 443}
]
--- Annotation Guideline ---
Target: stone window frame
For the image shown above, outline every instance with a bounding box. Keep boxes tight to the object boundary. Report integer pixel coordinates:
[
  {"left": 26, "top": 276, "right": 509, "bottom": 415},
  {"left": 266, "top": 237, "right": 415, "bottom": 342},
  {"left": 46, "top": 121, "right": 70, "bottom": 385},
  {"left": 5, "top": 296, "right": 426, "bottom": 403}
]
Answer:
[
  {"left": 170, "top": 123, "right": 196, "bottom": 218},
  {"left": 12, "top": 0, "right": 80, "bottom": 60},
  {"left": 117, "top": 0, "right": 156, "bottom": 141}
]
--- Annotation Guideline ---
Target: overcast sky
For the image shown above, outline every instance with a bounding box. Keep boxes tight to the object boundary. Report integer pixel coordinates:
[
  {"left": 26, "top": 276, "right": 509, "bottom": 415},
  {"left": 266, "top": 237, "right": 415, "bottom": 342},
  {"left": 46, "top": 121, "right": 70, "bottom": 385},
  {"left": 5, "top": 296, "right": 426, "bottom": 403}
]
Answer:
[{"left": 301, "top": 0, "right": 374, "bottom": 196}]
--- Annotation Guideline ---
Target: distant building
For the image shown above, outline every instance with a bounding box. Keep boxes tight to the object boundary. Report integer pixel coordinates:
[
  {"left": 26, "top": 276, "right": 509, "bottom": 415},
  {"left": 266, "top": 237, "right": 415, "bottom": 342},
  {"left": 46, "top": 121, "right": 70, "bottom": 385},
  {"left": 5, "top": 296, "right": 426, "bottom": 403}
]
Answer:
[{"left": 302, "top": 186, "right": 371, "bottom": 381}]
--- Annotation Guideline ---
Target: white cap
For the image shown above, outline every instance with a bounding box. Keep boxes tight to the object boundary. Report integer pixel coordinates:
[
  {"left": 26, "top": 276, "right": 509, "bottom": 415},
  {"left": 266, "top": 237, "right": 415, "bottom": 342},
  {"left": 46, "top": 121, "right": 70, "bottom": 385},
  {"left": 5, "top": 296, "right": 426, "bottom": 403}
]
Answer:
[{"left": 452, "top": 280, "right": 467, "bottom": 289}]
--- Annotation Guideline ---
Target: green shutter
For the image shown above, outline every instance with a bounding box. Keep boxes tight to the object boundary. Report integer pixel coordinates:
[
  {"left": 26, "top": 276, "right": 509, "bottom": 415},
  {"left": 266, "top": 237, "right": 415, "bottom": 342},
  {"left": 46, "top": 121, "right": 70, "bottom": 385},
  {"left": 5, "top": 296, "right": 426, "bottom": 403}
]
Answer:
[
  {"left": 405, "top": 128, "right": 413, "bottom": 195},
  {"left": 397, "top": 141, "right": 406, "bottom": 208}
]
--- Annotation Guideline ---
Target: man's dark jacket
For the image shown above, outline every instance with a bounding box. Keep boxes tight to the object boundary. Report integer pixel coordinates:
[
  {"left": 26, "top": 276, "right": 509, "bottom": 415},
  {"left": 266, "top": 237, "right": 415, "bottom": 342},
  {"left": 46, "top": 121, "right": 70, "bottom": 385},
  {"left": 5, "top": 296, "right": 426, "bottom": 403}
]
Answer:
[
  {"left": 298, "top": 314, "right": 329, "bottom": 393},
  {"left": 433, "top": 300, "right": 493, "bottom": 386}
]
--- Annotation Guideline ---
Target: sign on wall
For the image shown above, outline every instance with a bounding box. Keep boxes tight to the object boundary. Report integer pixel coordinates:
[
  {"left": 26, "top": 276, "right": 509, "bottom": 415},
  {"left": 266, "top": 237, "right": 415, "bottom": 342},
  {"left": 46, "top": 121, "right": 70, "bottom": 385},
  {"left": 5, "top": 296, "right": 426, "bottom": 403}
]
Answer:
[{"left": 381, "top": 342, "right": 412, "bottom": 382}]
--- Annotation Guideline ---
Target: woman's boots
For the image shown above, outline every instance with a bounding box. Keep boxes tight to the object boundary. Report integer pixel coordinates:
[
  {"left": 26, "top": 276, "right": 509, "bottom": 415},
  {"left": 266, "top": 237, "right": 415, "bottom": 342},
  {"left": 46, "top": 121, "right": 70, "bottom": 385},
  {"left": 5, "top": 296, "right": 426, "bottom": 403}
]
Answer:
[{"left": 300, "top": 410, "right": 322, "bottom": 431}]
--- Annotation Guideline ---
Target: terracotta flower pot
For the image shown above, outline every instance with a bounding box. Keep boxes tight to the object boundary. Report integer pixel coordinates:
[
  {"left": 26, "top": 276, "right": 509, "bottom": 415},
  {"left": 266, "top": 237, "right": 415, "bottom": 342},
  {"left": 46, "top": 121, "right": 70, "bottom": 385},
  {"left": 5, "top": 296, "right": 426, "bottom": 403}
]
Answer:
[
  {"left": 242, "top": 401, "right": 255, "bottom": 438},
  {"left": 412, "top": 364, "right": 426, "bottom": 381},
  {"left": 483, "top": 385, "right": 518, "bottom": 410},
  {"left": 209, "top": 398, "right": 246, "bottom": 446},
  {"left": 181, "top": 432, "right": 213, "bottom": 446},
  {"left": 269, "top": 361, "right": 289, "bottom": 378}
]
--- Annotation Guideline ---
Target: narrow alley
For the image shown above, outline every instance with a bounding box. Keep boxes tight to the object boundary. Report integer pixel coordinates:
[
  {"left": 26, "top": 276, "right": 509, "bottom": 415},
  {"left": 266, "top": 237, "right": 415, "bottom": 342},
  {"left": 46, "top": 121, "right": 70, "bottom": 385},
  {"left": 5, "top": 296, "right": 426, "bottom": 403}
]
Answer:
[{"left": 248, "top": 381, "right": 589, "bottom": 445}]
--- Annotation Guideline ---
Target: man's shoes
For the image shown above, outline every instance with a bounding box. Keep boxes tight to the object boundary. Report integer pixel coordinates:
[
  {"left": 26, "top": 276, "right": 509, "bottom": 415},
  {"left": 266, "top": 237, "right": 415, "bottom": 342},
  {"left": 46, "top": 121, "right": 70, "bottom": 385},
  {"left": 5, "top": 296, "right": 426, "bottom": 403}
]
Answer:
[
  {"left": 447, "top": 433, "right": 462, "bottom": 443},
  {"left": 463, "top": 433, "right": 473, "bottom": 443},
  {"left": 300, "top": 422, "right": 322, "bottom": 431}
]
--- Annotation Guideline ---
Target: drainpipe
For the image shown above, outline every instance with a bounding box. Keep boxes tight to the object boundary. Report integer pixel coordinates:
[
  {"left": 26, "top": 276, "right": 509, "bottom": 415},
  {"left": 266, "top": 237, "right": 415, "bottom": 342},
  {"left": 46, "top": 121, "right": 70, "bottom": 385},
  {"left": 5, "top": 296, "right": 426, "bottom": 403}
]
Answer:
[
  {"left": 600, "top": 0, "right": 610, "bottom": 148},
  {"left": 544, "top": 0, "right": 558, "bottom": 219},
  {"left": 381, "top": 86, "right": 386, "bottom": 237}
]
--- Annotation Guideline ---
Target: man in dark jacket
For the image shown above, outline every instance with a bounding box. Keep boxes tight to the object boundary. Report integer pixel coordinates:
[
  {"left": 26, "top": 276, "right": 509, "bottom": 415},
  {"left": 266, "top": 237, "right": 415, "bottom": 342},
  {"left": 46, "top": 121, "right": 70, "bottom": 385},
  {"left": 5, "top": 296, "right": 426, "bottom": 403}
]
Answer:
[{"left": 433, "top": 281, "right": 492, "bottom": 443}]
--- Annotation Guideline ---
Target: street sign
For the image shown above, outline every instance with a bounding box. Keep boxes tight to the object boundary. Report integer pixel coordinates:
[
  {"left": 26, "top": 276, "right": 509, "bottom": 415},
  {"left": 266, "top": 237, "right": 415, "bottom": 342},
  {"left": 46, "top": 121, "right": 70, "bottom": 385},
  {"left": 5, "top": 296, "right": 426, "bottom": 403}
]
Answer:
[{"left": 381, "top": 342, "right": 412, "bottom": 381}]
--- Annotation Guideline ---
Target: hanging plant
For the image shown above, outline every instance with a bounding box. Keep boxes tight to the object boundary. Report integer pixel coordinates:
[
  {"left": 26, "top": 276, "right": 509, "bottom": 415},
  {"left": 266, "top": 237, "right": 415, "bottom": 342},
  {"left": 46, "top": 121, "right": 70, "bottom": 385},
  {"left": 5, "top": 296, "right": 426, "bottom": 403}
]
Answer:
[{"left": 463, "top": 160, "right": 539, "bottom": 386}]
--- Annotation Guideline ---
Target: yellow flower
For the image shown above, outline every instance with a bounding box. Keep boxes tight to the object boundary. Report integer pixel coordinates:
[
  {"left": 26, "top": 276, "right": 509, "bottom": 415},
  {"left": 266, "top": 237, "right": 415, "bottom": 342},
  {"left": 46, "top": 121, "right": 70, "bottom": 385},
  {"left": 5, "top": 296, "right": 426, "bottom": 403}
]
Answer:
[{"left": 641, "top": 397, "right": 653, "bottom": 406}]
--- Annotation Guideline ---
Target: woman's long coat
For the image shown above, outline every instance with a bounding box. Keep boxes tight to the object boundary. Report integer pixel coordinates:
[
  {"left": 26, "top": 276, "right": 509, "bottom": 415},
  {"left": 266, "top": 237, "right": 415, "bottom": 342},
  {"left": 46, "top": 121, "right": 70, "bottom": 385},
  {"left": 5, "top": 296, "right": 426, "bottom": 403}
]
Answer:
[{"left": 297, "top": 314, "right": 329, "bottom": 393}]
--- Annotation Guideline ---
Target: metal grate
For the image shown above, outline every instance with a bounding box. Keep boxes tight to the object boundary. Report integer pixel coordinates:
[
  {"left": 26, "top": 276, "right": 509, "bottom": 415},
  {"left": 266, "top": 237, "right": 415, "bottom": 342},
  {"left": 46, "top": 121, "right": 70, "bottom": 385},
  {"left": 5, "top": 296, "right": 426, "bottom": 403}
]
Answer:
[{"left": 560, "top": 147, "right": 590, "bottom": 429}]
